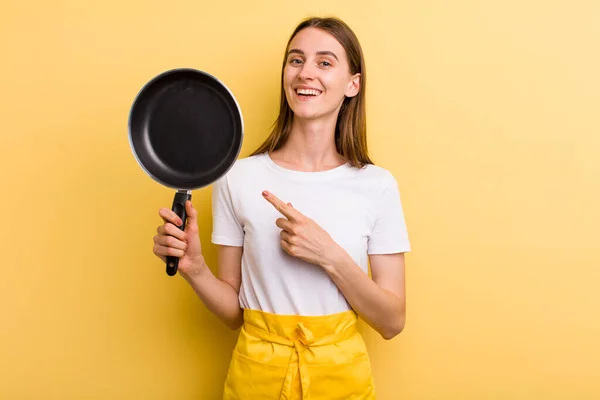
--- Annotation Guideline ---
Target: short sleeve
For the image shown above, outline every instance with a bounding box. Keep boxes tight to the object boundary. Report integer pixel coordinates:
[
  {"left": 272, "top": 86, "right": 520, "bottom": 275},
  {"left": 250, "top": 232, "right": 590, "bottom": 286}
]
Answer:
[
  {"left": 367, "top": 172, "right": 411, "bottom": 254},
  {"left": 211, "top": 174, "right": 244, "bottom": 246}
]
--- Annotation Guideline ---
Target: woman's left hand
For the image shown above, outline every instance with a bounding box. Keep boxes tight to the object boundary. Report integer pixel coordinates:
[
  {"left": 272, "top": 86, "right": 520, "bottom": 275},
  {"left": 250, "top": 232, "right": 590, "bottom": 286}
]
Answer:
[{"left": 262, "top": 190, "right": 344, "bottom": 268}]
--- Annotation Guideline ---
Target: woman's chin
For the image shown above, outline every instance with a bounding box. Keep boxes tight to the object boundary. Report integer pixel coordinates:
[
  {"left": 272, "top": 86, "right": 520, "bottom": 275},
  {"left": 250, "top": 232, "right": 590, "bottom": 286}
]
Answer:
[{"left": 289, "top": 104, "right": 329, "bottom": 120}]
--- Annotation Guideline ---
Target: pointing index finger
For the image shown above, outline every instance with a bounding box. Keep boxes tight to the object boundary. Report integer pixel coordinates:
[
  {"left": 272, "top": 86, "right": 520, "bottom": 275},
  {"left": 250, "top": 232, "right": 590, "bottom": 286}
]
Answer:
[{"left": 262, "top": 190, "right": 297, "bottom": 220}]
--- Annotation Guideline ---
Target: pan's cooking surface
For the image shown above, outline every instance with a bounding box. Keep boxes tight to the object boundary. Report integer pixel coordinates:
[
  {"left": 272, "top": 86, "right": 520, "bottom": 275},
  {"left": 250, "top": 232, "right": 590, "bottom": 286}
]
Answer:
[
  {"left": 129, "top": 69, "right": 243, "bottom": 189},
  {"left": 146, "top": 78, "right": 235, "bottom": 174}
]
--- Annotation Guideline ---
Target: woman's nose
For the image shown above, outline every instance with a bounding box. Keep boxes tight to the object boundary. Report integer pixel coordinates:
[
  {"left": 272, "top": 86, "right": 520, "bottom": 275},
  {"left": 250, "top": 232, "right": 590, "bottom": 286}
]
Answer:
[{"left": 298, "top": 63, "right": 316, "bottom": 80}]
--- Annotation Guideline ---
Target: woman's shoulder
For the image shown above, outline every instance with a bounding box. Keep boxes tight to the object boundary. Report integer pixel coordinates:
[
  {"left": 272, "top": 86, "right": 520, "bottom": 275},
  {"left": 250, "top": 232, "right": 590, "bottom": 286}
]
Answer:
[
  {"left": 352, "top": 162, "right": 399, "bottom": 186},
  {"left": 212, "top": 153, "right": 269, "bottom": 196},
  {"left": 224, "top": 153, "right": 269, "bottom": 177}
]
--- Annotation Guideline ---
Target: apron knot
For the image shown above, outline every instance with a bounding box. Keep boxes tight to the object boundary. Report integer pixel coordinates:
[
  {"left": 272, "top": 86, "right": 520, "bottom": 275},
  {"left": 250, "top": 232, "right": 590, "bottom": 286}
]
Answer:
[{"left": 296, "top": 322, "right": 315, "bottom": 346}]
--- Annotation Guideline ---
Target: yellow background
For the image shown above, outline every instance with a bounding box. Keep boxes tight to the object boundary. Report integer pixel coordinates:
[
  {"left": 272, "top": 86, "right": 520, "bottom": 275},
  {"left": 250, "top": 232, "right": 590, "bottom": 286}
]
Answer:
[{"left": 1, "top": 0, "right": 599, "bottom": 398}]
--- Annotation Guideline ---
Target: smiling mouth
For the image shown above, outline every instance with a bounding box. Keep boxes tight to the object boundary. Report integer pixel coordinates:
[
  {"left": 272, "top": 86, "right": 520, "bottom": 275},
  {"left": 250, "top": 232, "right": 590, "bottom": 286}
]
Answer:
[{"left": 295, "top": 88, "right": 322, "bottom": 97}]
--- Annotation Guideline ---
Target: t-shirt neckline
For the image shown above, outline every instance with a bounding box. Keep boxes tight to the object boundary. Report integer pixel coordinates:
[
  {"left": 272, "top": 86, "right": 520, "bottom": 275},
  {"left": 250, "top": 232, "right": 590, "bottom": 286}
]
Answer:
[{"left": 260, "top": 152, "right": 353, "bottom": 181}]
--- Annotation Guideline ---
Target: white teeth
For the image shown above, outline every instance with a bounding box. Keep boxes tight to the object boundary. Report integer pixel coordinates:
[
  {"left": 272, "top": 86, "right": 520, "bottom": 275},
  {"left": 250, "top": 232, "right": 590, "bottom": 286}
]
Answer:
[{"left": 296, "top": 88, "right": 322, "bottom": 96}]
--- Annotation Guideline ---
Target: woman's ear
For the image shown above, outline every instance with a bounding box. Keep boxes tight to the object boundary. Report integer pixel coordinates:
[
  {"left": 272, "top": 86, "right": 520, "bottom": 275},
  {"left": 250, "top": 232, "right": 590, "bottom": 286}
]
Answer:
[{"left": 345, "top": 73, "right": 361, "bottom": 98}]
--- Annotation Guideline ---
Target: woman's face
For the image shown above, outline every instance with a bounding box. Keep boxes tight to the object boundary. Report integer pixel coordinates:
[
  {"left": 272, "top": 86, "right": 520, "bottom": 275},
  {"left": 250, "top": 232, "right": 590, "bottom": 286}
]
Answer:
[{"left": 283, "top": 27, "right": 360, "bottom": 121}]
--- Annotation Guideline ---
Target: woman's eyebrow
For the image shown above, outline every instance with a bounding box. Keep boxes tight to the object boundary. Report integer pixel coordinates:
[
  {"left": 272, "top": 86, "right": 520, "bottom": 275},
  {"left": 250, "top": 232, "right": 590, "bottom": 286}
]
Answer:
[{"left": 287, "top": 49, "right": 339, "bottom": 60}]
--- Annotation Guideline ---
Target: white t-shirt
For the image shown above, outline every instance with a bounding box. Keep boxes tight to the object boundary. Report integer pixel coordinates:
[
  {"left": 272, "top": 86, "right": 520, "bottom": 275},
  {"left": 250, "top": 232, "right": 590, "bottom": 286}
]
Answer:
[{"left": 211, "top": 152, "right": 410, "bottom": 316}]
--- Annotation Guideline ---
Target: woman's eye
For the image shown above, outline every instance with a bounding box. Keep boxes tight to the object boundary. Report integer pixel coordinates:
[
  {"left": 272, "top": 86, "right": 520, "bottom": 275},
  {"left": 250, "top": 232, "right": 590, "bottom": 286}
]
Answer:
[
  {"left": 320, "top": 61, "right": 331, "bottom": 67},
  {"left": 290, "top": 59, "right": 302, "bottom": 64}
]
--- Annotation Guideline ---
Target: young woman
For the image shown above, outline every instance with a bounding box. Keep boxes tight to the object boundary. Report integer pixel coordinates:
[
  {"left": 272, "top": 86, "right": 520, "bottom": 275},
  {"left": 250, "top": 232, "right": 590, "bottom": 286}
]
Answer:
[{"left": 152, "top": 16, "right": 411, "bottom": 400}]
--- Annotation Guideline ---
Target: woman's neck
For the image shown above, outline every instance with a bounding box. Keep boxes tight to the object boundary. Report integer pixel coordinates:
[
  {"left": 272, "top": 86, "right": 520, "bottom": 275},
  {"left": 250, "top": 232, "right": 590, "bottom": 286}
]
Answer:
[{"left": 271, "top": 117, "right": 345, "bottom": 172}]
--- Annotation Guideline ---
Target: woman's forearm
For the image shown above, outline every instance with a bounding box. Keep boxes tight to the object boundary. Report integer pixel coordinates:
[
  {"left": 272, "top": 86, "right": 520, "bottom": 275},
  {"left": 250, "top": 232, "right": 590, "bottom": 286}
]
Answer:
[
  {"left": 181, "top": 258, "right": 244, "bottom": 330},
  {"left": 322, "top": 252, "right": 405, "bottom": 340}
]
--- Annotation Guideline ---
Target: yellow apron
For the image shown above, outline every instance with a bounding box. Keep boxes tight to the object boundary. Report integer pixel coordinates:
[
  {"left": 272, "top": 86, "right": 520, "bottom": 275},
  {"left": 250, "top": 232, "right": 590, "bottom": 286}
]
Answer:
[{"left": 222, "top": 308, "right": 376, "bottom": 399}]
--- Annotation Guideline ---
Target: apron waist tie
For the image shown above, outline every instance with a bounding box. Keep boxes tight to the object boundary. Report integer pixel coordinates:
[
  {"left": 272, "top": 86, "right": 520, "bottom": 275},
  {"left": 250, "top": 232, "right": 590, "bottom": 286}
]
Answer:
[{"left": 243, "top": 321, "right": 358, "bottom": 400}]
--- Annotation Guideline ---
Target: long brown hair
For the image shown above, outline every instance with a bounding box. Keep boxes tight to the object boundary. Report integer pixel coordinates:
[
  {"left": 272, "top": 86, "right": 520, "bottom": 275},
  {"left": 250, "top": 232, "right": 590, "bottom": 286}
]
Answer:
[{"left": 249, "top": 16, "right": 373, "bottom": 168}]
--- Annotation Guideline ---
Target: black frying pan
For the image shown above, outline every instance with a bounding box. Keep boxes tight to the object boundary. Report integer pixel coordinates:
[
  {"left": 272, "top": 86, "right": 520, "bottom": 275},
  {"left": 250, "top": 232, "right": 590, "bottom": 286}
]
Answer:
[{"left": 128, "top": 68, "right": 243, "bottom": 276}]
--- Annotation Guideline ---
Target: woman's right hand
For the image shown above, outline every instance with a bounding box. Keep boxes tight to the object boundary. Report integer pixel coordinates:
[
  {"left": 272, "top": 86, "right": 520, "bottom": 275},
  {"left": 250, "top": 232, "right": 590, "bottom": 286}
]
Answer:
[{"left": 153, "top": 200, "right": 206, "bottom": 278}]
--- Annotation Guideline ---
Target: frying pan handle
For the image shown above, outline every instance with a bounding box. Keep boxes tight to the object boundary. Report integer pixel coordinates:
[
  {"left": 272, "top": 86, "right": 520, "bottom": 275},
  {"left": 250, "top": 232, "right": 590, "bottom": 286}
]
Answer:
[{"left": 166, "top": 191, "right": 192, "bottom": 276}]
